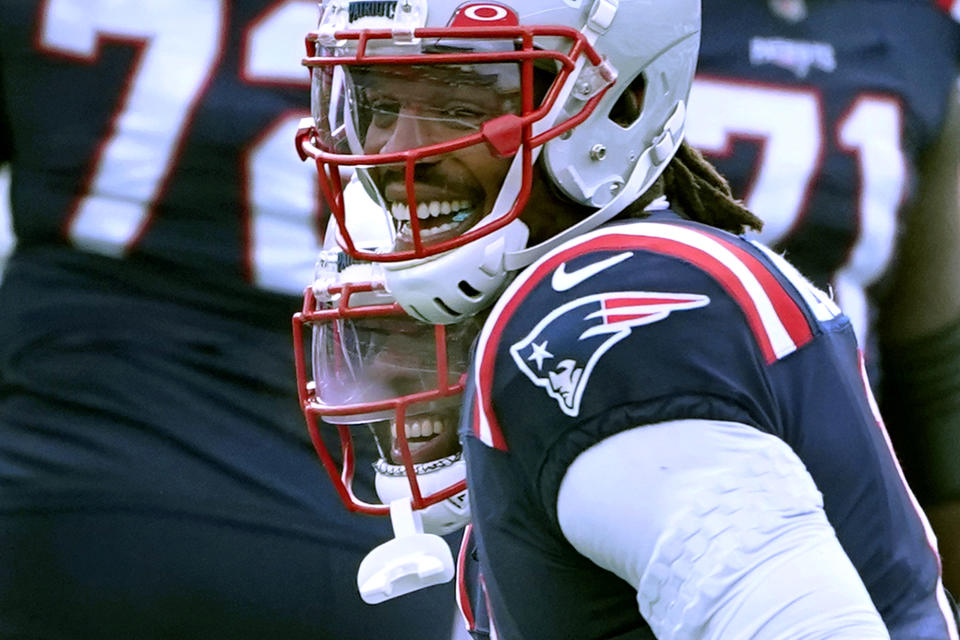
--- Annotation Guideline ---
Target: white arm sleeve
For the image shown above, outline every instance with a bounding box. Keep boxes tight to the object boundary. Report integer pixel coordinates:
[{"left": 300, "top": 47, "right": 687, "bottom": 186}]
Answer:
[{"left": 556, "top": 419, "right": 890, "bottom": 640}]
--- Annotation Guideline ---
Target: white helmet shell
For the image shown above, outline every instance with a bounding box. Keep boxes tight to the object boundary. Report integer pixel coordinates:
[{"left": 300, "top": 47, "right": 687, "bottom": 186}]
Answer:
[{"left": 304, "top": 0, "right": 701, "bottom": 322}]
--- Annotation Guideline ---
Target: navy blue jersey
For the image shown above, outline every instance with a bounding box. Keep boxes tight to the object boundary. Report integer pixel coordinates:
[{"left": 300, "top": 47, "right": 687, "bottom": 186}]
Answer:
[
  {"left": 0, "top": 0, "right": 329, "bottom": 499},
  {"left": 0, "top": 0, "right": 324, "bottom": 300},
  {"left": 0, "top": 0, "right": 334, "bottom": 520},
  {"left": 456, "top": 525, "right": 497, "bottom": 640},
  {"left": 459, "top": 212, "right": 955, "bottom": 639},
  {"left": 688, "top": 0, "right": 960, "bottom": 352}
]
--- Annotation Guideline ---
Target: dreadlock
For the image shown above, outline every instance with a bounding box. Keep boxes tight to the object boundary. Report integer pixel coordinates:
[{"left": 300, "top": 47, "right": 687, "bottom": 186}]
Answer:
[{"left": 660, "top": 140, "right": 763, "bottom": 235}]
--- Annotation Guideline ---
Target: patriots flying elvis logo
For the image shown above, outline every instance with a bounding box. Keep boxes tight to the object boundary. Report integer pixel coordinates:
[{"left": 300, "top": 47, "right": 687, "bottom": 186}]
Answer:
[{"left": 510, "top": 291, "right": 710, "bottom": 417}]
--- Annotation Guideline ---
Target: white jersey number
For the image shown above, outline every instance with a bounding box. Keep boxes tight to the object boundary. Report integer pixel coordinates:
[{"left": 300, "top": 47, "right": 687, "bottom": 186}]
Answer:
[
  {"left": 687, "top": 78, "right": 906, "bottom": 343},
  {"left": 38, "top": 0, "right": 319, "bottom": 294}
]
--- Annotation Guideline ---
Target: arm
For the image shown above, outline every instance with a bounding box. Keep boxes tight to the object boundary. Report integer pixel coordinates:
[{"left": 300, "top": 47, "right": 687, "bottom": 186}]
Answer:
[
  {"left": 877, "top": 80, "right": 960, "bottom": 593},
  {"left": 880, "top": 80, "right": 960, "bottom": 338},
  {"left": 556, "top": 419, "right": 889, "bottom": 640}
]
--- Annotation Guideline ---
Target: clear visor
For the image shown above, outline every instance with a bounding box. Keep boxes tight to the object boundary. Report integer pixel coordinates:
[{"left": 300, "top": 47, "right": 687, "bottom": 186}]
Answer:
[
  {"left": 303, "top": 28, "right": 612, "bottom": 261},
  {"left": 312, "top": 60, "right": 525, "bottom": 252},
  {"left": 311, "top": 311, "right": 481, "bottom": 425},
  {"left": 311, "top": 40, "right": 521, "bottom": 155},
  {"left": 312, "top": 58, "right": 522, "bottom": 156}
]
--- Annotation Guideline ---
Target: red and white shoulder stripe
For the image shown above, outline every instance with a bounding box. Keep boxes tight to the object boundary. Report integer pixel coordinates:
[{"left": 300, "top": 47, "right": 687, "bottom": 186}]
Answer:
[{"left": 471, "top": 221, "right": 841, "bottom": 450}]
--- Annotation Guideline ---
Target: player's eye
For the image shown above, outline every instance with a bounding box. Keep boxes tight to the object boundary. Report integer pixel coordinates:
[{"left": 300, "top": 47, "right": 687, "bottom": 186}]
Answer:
[{"left": 433, "top": 105, "right": 488, "bottom": 130}]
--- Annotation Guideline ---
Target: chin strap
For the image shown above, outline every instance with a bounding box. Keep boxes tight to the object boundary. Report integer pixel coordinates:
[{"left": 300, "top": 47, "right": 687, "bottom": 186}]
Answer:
[{"left": 356, "top": 498, "right": 456, "bottom": 604}]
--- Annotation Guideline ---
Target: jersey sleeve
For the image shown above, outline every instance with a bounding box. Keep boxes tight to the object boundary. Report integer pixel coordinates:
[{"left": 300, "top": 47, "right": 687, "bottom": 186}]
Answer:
[
  {"left": 556, "top": 420, "right": 889, "bottom": 639},
  {"left": 474, "top": 226, "right": 820, "bottom": 521}
]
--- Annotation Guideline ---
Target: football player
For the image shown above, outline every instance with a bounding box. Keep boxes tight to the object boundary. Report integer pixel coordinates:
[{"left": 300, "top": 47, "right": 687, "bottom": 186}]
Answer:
[
  {"left": 297, "top": 0, "right": 959, "bottom": 637},
  {"left": 687, "top": 0, "right": 960, "bottom": 594}
]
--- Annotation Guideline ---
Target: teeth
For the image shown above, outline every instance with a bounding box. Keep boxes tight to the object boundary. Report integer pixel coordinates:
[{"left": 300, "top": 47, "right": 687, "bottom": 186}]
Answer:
[
  {"left": 400, "top": 417, "right": 446, "bottom": 440},
  {"left": 391, "top": 202, "right": 410, "bottom": 221},
  {"left": 398, "top": 220, "right": 460, "bottom": 241},
  {"left": 389, "top": 200, "right": 471, "bottom": 221}
]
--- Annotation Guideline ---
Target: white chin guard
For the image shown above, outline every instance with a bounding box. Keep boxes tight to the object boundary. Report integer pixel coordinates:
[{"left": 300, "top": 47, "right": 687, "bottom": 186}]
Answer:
[
  {"left": 373, "top": 453, "right": 470, "bottom": 536},
  {"left": 381, "top": 219, "right": 529, "bottom": 324}
]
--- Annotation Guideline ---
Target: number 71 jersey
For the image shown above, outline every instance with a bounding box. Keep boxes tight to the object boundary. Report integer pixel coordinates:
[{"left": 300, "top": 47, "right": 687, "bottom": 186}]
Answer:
[{"left": 687, "top": 0, "right": 960, "bottom": 348}]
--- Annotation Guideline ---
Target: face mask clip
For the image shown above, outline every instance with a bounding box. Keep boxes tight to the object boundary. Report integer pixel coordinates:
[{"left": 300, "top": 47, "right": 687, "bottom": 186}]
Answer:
[
  {"left": 569, "top": 57, "right": 618, "bottom": 105},
  {"left": 316, "top": 1, "right": 350, "bottom": 47},
  {"left": 391, "top": 0, "right": 427, "bottom": 44}
]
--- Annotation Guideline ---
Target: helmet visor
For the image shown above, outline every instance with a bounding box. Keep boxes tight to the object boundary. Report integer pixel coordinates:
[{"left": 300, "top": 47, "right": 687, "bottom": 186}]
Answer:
[
  {"left": 312, "top": 60, "right": 526, "bottom": 252},
  {"left": 302, "top": 22, "right": 616, "bottom": 261},
  {"left": 311, "top": 310, "right": 480, "bottom": 425},
  {"left": 312, "top": 56, "right": 523, "bottom": 155}
]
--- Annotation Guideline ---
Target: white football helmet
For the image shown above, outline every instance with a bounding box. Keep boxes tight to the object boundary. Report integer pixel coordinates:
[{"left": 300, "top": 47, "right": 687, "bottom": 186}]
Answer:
[{"left": 297, "top": 0, "right": 700, "bottom": 323}]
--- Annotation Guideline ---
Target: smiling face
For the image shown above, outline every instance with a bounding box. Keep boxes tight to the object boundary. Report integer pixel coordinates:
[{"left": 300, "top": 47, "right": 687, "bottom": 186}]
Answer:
[
  {"left": 351, "top": 64, "right": 521, "bottom": 250},
  {"left": 363, "top": 324, "right": 464, "bottom": 465},
  {"left": 313, "top": 306, "right": 483, "bottom": 466}
]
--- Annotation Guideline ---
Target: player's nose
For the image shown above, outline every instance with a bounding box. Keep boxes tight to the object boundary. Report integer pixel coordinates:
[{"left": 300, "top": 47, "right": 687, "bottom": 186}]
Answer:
[{"left": 380, "top": 108, "right": 432, "bottom": 154}]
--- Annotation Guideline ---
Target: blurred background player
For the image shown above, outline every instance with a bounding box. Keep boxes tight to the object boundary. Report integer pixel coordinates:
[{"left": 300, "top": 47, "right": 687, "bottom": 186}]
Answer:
[
  {"left": 298, "top": 0, "right": 958, "bottom": 637},
  {"left": 0, "top": 1, "right": 461, "bottom": 637},
  {"left": 685, "top": 0, "right": 960, "bottom": 591}
]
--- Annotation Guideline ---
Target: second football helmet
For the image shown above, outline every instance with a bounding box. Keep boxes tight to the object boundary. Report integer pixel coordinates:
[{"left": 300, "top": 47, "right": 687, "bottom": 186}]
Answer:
[{"left": 293, "top": 250, "right": 480, "bottom": 536}]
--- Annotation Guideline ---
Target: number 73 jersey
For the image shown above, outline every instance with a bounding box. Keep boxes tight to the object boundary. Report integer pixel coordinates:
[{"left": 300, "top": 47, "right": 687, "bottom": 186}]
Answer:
[{"left": 687, "top": 0, "right": 960, "bottom": 349}]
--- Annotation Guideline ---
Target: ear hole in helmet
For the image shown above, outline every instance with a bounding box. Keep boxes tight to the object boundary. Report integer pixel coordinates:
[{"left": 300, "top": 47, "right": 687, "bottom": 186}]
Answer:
[{"left": 608, "top": 73, "right": 647, "bottom": 128}]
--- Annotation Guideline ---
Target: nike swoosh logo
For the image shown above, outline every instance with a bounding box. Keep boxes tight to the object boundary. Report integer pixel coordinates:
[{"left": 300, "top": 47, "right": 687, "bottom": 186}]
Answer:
[{"left": 551, "top": 251, "right": 634, "bottom": 292}]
